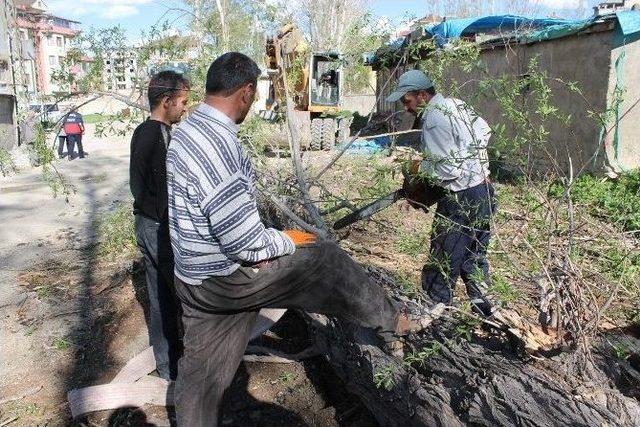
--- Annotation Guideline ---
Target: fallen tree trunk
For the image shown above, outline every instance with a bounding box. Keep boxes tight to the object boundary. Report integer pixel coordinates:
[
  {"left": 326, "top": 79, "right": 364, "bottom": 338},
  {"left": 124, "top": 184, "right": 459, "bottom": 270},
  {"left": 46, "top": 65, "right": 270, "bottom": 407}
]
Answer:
[{"left": 304, "top": 269, "right": 640, "bottom": 427}]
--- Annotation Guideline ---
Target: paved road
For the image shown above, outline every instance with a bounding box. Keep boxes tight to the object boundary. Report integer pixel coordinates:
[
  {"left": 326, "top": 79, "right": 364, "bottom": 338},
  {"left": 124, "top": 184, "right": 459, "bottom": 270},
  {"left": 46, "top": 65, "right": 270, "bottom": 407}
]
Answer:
[{"left": 0, "top": 125, "right": 138, "bottom": 409}]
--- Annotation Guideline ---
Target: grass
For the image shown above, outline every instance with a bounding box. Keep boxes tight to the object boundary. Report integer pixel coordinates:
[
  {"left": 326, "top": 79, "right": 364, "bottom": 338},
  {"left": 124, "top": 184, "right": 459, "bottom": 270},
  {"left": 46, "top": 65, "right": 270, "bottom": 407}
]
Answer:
[
  {"left": 278, "top": 372, "right": 295, "bottom": 384},
  {"left": 34, "top": 284, "right": 53, "bottom": 299},
  {"left": 53, "top": 337, "right": 70, "bottom": 351},
  {"left": 0, "top": 147, "right": 16, "bottom": 176},
  {"left": 393, "top": 271, "right": 423, "bottom": 300},
  {"left": 83, "top": 113, "right": 116, "bottom": 124},
  {"left": 489, "top": 272, "right": 521, "bottom": 305},
  {"left": 549, "top": 170, "right": 640, "bottom": 232},
  {"left": 97, "top": 203, "right": 137, "bottom": 259},
  {"left": 394, "top": 229, "right": 429, "bottom": 256}
]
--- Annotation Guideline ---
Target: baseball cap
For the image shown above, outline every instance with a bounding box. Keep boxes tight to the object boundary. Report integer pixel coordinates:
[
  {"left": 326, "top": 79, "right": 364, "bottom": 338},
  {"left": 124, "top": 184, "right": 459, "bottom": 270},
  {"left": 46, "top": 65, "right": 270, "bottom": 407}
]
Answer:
[{"left": 385, "top": 70, "right": 434, "bottom": 103}]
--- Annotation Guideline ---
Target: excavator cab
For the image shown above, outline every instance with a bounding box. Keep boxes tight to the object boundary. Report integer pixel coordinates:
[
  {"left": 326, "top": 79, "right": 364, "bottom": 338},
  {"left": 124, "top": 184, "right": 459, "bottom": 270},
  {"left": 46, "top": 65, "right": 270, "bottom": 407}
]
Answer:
[{"left": 309, "top": 53, "right": 341, "bottom": 108}]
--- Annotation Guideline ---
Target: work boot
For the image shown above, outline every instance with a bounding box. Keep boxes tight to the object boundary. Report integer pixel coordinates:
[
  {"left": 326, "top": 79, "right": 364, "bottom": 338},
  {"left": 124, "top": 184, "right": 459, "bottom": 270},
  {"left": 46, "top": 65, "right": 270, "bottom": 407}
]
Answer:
[
  {"left": 383, "top": 301, "right": 445, "bottom": 358},
  {"left": 469, "top": 295, "right": 495, "bottom": 318}
]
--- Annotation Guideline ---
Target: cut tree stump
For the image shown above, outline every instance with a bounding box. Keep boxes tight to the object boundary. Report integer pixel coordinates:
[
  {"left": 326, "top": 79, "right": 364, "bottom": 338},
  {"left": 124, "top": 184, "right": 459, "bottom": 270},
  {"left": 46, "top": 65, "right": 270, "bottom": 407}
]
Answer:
[
  {"left": 302, "top": 267, "right": 640, "bottom": 427},
  {"left": 310, "top": 314, "right": 640, "bottom": 426}
]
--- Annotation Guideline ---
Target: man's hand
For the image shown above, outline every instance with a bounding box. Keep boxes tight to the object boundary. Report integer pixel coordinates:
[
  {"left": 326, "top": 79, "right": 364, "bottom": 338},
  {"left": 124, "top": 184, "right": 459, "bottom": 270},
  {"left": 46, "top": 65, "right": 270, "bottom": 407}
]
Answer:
[{"left": 283, "top": 229, "right": 316, "bottom": 246}]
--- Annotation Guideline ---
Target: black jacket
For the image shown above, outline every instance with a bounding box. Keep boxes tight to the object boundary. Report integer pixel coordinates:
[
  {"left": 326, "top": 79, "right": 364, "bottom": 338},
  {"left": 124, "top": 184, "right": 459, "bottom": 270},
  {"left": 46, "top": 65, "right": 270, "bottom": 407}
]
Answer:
[{"left": 130, "top": 119, "right": 171, "bottom": 223}]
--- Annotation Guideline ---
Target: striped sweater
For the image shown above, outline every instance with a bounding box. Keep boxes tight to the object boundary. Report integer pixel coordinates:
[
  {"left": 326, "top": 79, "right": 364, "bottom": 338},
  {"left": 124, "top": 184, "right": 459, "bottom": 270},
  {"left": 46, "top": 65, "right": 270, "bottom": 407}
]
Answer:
[{"left": 166, "top": 103, "right": 295, "bottom": 285}]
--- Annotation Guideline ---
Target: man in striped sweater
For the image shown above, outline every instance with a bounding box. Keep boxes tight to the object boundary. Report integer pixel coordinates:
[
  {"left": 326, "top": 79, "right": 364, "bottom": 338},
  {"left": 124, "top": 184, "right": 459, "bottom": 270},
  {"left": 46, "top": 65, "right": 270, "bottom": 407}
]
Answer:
[{"left": 167, "top": 52, "right": 442, "bottom": 426}]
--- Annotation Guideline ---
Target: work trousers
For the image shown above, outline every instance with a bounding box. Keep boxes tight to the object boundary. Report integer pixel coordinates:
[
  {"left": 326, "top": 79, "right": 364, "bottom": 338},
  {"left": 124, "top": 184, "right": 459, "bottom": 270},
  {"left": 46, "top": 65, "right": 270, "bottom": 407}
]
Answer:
[
  {"left": 174, "top": 240, "right": 399, "bottom": 427},
  {"left": 422, "top": 182, "right": 496, "bottom": 303},
  {"left": 66, "top": 133, "right": 84, "bottom": 159},
  {"left": 134, "top": 215, "right": 181, "bottom": 380}
]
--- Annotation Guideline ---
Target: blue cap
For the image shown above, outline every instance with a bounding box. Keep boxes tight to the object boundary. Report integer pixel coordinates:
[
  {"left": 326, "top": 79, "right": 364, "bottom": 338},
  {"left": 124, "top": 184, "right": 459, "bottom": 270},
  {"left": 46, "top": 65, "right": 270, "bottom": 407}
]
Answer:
[{"left": 385, "top": 70, "right": 434, "bottom": 103}]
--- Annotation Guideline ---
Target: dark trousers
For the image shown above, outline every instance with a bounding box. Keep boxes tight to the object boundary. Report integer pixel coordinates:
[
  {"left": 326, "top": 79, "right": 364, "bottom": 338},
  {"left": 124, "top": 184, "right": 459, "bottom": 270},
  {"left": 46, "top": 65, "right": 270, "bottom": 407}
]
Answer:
[
  {"left": 66, "top": 134, "right": 84, "bottom": 159},
  {"left": 134, "top": 215, "right": 181, "bottom": 380},
  {"left": 174, "top": 240, "right": 399, "bottom": 427},
  {"left": 422, "top": 182, "right": 496, "bottom": 303},
  {"left": 57, "top": 135, "right": 67, "bottom": 158}
]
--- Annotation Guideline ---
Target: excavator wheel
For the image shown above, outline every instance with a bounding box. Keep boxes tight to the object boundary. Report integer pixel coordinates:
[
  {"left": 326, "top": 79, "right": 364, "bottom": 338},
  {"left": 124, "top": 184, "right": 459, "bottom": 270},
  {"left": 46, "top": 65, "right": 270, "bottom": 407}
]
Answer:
[
  {"left": 310, "top": 118, "right": 322, "bottom": 150},
  {"left": 321, "top": 118, "right": 337, "bottom": 151}
]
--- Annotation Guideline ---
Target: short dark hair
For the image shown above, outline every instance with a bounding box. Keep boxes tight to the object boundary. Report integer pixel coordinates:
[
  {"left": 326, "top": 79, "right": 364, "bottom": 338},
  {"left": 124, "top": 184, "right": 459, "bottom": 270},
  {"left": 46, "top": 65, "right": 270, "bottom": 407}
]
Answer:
[
  {"left": 425, "top": 86, "right": 436, "bottom": 96},
  {"left": 148, "top": 70, "right": 190, "bottom": 110},
  {"left": 206, "top": 52, "right": 260, "bottom": 96}
]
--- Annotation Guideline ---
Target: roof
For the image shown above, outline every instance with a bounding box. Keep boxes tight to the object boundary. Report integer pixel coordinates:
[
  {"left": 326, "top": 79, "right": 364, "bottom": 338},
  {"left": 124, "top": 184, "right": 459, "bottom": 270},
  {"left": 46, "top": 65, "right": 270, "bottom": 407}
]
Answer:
[{"left": 368, "top": 10, "right": 640, "bottom": 66}]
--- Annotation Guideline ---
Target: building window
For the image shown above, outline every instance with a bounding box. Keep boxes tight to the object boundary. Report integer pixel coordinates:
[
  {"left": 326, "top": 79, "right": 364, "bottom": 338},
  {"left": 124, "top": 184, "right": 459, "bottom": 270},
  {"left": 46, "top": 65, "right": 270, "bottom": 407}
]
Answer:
[
  {"left": 49, "top": 55, "right": 56, "bottom": 66},
  {"left": 56, "top": 36, "right": 63, "bottom": 47},
  {"left": 47, "top": 35, "right": 55, "bottom": 46}
]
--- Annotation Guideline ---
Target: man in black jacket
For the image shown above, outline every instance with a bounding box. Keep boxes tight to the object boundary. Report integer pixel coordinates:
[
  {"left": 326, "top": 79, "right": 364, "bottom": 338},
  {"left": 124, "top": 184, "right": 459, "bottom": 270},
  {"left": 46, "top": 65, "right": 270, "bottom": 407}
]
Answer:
[{"left": 130, "top": 70, "right": 190, "bottom": 380}]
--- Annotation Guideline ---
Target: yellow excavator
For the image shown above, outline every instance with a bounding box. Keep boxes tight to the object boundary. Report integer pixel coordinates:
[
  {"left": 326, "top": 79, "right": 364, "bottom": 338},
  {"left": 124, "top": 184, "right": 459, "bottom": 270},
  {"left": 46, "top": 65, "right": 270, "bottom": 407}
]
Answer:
[{"left": 263, "top": 24, "right": 352, "bottom": 150}]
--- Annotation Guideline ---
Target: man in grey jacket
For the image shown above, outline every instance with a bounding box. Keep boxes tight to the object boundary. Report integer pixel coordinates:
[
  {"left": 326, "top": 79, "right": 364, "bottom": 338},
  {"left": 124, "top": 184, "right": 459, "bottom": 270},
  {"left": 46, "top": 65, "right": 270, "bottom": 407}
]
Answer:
[{"left": 387, "top": 70, "right": 496, "bottom": 316}]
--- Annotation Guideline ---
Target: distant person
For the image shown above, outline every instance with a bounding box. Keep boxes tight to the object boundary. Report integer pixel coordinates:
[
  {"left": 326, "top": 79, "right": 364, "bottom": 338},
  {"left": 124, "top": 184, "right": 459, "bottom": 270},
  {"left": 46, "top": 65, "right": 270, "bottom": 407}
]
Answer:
[
  {"left": 129, "top": 70, "right": 190, "bottom": 380},
  {"left": 57, "top": 128, "right": 67, "bottom": 159},
  {"left": 62, "top": 110, "right": 85, "bottom": 160}
]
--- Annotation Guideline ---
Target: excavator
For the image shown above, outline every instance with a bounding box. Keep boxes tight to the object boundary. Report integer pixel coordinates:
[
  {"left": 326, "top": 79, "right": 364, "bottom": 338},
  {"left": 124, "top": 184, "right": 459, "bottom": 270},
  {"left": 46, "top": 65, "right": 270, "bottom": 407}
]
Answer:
[{"left": 263, "top": 24, "right": 352, "bottom": 150}]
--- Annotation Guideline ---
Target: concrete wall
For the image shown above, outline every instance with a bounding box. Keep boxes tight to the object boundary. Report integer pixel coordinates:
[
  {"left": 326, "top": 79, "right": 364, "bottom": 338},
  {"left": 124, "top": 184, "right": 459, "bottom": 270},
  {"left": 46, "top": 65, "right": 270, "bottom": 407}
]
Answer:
[
  {"left": 375, "top": 26, "right": 640, "bottom": 176},
  {"left": 0, "top": 3, "right": 17, "bottom": 151},
  {"left": 606, "top": 28, "right": 640, "bottom": 172},
  {"left": 342, "top": 94, "right": 376, "bottom": 116},
  {"left": 0, "top": 95, "right": 17, "bottom": 151}
]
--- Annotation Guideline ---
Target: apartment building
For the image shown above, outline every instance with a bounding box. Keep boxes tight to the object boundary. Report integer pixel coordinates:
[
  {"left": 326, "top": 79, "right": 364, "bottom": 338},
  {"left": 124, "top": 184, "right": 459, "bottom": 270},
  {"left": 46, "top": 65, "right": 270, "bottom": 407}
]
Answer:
[
  {"left": 103, "top": 49, "right": 141, "bottom": 93},
  {"left": 15, "top": 0, "right": 81, "bottom": 96}
]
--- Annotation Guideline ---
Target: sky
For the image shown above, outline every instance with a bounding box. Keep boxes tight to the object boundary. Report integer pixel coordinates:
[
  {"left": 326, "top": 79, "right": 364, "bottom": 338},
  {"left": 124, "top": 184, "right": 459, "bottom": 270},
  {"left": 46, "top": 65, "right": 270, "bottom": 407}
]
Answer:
[{"left": 44, "top": 0, "right": 602, "bottom": 41}]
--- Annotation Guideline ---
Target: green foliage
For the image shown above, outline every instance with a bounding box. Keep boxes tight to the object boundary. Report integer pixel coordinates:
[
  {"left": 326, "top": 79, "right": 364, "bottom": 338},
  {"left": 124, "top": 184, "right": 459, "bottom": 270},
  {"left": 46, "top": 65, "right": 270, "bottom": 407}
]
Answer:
[
  {"left": 403, "top": 342, "right": 441, "bottom": 369},
  {"left": 94, "top": 109, "right": 144, "bottom": 138},
  {"left": 395, "top": 229, "right": 429, "bottom": 256},
  {"left": 28, "top": 123, "right": 75, "bottom": 199},
  {"left": 341, "top": 14, "right": 385, "bottom": 94},
  {"left": 97, "top": 203, "right": 137, "bottom": 259},
  {"left": 611, "top": 342, "right": 630, "bottom": 360},
  {"left": 393, "top": 271, "right": 423, "bottom": 300},
  {"left": 373, "top": 365, "right": 397, "bottom": 391},
  {"left": 357, "top": 158, "right": 396, "bottom": 201},
  {"left": 286, "top": 47, "right": 309, "bottom": 95},
  {"left": 489, "top": 272, "right": 521, "bottom": 305},
  {"left": 53, "top": 337, "right": 70, "bottom": 351},
  {"left": 453, "top": 305, "right": 480, "bottom": 341},
  {"left": 549, "top": 171, "right": 640, "bottom": 232},
  {"left": 83, "top": 113, "right": 115, "bottom": 124},
  {"left": 238, "top": 115, "right": 287, "bottom": 162},
  {"left": 278, "top": 371, "right": 295, "bottom": 383},
  {"left": 0, "top": 147, "right": 16, "bottom": 176}
]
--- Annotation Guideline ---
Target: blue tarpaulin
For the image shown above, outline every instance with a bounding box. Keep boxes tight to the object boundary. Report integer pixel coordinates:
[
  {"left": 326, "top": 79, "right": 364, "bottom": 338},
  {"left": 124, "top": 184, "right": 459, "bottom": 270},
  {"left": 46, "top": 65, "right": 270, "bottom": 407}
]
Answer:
[
  {"left": 369, "top": 11, "right": 640, "bottom": 57},
  {"left": 336, "top": 137, "right": 391, "bottom": 154},
  {"left": 425, "top": 15, "right": 573, "bottom": 46},
  {"left": 616, "top": 10, "right": 640, "bottom": 35}
]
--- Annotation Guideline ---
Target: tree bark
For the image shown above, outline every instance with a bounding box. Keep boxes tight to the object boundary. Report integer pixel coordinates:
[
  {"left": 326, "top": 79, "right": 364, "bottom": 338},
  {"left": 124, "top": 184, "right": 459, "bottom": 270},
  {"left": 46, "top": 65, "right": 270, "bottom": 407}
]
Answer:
[{"left": 304, "top": 268, "right": 640, "bottom": 427}]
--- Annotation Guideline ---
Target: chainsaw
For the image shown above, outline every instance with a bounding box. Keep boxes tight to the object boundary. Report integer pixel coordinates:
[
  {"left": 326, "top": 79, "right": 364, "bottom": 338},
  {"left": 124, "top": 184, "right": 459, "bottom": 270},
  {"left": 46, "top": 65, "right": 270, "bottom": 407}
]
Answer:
[{"left": 333, "top": 180, "right": 446, "bottom": 230}]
